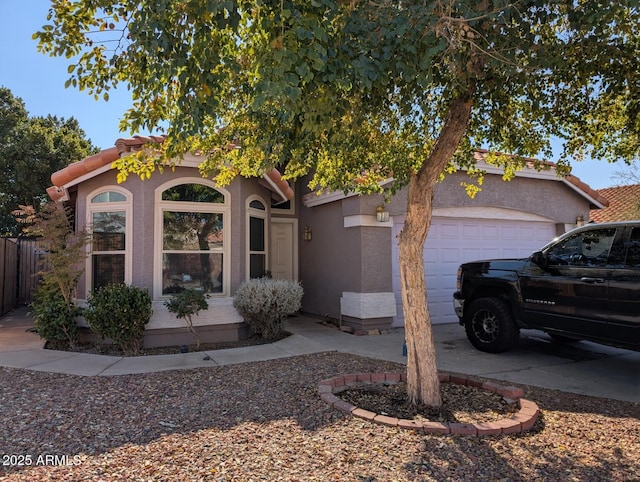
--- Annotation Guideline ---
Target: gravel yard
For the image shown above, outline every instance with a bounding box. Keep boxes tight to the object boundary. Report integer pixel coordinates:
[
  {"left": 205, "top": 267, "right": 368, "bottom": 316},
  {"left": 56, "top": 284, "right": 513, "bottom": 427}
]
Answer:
[{"left": 1, "top": 352, "right": 638, "bottom": 481}]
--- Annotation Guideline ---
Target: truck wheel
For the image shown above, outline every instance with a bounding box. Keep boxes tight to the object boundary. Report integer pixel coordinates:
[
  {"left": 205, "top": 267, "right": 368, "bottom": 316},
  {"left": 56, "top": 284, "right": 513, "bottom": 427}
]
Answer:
[{"left": 464, "top": 298, "right": 519, "bottom": 353}]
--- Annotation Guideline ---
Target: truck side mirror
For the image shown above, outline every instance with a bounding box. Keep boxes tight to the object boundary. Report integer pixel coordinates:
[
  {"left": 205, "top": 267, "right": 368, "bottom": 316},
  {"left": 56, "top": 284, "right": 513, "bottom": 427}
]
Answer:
[{"left": 530, "top": 251, "right": 546, "bottom": 267}]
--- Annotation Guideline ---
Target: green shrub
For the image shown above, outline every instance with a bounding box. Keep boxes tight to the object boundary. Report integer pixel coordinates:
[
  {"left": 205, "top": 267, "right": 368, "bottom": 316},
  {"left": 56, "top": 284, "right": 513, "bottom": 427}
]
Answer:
[
  {"left": 24, "top": 201, "right": 89, "bottom": 349},
  {"left": 233, "top": 278, "right": 303, "bottom": 341},
  {"left": 31, "top": 285, "right": 82, "bottom": 348},
  {"left": 85, "top": 283, "right": 152, "bottom": 356},
  {"left": 164, "top": 289, "right": 209, "bottom": 349}
]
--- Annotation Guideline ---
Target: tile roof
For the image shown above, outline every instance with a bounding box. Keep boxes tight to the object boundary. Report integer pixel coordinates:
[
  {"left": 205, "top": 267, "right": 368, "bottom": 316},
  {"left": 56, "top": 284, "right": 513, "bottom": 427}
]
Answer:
[
  {"left": 589, "top": 184, "right": 640, "bottom": 222},
  {"left": 47, "top": 135, "right": 294, "bottom": 202},
  {"left": 47, "top": 138, "right": 606, "bottom": 211}
]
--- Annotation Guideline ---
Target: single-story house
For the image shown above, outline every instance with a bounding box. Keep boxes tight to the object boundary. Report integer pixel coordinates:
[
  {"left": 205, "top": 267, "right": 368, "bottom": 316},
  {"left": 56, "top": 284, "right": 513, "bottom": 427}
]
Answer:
[
  {"left": 590, "top": 184, "right": 640, "bottom": 222},
  {"left": 47, "top": 137, "right": 608, "bottom": 346}
]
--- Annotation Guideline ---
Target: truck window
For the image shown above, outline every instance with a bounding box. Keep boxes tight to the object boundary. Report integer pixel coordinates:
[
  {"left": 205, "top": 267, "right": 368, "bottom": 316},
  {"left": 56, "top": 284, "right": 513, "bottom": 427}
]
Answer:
[
  {"left": 546, "top": 227, "right": 617, "bottom": 267},
  {"left": 626, "top": 227, "right": 640, "bottom": 268}
]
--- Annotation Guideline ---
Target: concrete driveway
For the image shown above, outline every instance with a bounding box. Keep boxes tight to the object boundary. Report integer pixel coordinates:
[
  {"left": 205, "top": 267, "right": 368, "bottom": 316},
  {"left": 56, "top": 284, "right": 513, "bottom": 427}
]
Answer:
[{"left": 432, "top": 323, "right": 640, "bottom": 403}]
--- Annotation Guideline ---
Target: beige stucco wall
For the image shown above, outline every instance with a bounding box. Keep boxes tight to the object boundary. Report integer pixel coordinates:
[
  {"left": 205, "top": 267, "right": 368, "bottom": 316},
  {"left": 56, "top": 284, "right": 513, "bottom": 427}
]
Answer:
[
  {"left": 298, "top": 190, "right": 394, "bottom": 320},
  {"left": 388, "top": 172, "right": 592, "bottom": 224}
]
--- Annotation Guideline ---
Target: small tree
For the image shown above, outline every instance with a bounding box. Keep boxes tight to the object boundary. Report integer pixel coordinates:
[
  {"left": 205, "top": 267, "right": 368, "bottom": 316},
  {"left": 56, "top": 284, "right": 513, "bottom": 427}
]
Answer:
[
  {"left": 164, "top": 289, "right": 209, "bottom": 349},
  {"left": 18, "top": 202, "right": 89, "bottom": 348}
]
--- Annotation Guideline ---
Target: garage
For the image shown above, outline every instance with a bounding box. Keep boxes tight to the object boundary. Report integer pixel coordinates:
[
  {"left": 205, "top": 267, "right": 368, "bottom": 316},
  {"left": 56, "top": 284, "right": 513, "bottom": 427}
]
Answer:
[{"left": 391, "top": 210, "right": 557, "bottom": 325}]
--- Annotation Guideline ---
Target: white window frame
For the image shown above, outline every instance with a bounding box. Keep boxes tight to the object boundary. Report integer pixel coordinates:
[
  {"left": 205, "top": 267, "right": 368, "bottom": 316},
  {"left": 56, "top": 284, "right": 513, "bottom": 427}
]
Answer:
[
  {"left": 246, "top": 195, "right": 268, "bottom": 279},
  {"left": 154, "top": 178, "right": 231, "bottom": 299},
  {"left": 85, "top": 186, "right": 133, "bottom": 294}
]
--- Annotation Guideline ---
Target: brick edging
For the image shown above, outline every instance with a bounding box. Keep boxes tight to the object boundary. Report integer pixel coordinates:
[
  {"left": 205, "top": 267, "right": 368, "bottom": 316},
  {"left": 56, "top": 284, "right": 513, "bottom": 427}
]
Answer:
[{"left": 318, "top": 372, "right": 539, "bottom": 436}]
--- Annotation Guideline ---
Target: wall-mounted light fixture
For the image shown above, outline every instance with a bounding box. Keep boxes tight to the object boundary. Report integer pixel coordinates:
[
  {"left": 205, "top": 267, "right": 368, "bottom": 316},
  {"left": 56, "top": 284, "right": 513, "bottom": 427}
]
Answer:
[
  {"left": 376, "top": 204, "right": 390, "bottom": 223},
  {"left": 576, "top": 215, "right": 585, "bottom": 227},
  {"left": 304, "top": 226, "right": 312, "bottom": 241}
]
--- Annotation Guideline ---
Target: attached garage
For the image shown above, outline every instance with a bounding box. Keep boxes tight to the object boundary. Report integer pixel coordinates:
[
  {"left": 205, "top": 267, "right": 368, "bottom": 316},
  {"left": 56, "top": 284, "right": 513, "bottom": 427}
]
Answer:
[
  {"left": 391, "top": 208, "right": 557, "bottom": 326},
  {"left": 299, "top": 156, "right": 609, "bottom": 332}
]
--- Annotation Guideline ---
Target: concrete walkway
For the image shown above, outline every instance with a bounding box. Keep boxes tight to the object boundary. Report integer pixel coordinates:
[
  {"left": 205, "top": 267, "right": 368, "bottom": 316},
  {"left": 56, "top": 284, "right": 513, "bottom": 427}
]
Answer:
[{"left": 0, "top": 306, "right": 638, "bottom": 403}]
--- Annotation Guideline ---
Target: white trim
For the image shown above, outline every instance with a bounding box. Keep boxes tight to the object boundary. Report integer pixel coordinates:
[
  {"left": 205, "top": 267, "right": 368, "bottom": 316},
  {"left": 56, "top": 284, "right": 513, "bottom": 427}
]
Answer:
[
  {"left": 85, "top": 186, "right": 133, "bottom": 294},
  {"left": 154, "top": 178, "right": 231, "bottom": 299},
  {"left": 340, "top": 292, "right": 397, "bottom": 319},
  {"left": 261, "top": 171, "right": 289, "bottom": 204},
  {"left": 270, "top": 217, "right": 299, "bottom": 281},
  {"left": 246, "top": 195, "right": 268, "bottom": 279},
  {"left": 431, "top": 206, "right": 556, "bottom": 223},
  {"left": 343, "top": 214, "right": 394, "bottom": 228}
]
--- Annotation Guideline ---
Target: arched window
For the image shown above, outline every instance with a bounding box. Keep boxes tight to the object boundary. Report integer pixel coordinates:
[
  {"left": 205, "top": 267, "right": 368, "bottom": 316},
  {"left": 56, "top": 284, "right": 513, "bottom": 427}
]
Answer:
[
  {"left": 247, "top": 196, "right": 268, "bottom": 279},
  {"left": 87, "top": 187, "right": 132, "bottom": 291},
  {"left": 156, "top": 180, "right": 229, "bottom": 297}
]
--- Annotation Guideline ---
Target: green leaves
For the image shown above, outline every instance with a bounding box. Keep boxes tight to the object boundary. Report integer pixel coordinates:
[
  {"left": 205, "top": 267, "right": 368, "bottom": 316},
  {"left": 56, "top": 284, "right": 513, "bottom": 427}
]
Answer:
[
  {"left": 85, "top": 284, "right": 152, "bottom": 356},
  {"left": 0, "top": 88, "right": 97, "bottom": 235},
  {"left": 32, "top": 0, "right": 640, "bottom": 193}
]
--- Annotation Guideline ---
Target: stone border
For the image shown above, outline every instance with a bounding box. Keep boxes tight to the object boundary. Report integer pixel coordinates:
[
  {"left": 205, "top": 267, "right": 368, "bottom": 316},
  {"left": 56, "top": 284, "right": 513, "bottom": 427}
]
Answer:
[{"left": 317, "top": 372, "right": 539, "bottom": 436}]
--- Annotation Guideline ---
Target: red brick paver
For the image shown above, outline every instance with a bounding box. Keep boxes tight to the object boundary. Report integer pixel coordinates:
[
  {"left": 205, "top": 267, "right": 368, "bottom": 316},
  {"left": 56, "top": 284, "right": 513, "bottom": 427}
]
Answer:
[{"left": 318, "top": 373, "right": 539, "bottom": 436}]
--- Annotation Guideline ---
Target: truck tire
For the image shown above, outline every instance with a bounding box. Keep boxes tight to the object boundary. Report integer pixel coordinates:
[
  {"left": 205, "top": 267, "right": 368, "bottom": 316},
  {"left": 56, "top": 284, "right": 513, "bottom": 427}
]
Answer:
[{"left": 464, "top": 297, "right": 519, "bottom": 353}]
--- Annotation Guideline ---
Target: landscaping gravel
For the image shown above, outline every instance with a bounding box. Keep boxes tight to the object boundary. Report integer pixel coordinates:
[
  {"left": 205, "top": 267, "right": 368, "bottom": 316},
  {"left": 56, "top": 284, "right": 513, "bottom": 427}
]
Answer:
[{"left": 0, "top": 352, "right": 638, "bottom": 481}]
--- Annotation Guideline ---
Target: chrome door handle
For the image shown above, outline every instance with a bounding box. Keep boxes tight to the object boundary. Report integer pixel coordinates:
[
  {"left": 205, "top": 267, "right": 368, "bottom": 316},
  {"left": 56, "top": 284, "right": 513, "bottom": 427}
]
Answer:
[{"left": 580, "top": 277, "right": 605, "bottom": 284}]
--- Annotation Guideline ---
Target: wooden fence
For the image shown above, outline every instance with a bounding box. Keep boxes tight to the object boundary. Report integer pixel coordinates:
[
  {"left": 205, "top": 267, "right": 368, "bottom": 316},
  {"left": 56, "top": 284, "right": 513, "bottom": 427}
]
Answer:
[{"left": 0, "top": 238, "right": 42, "bottom": 317}]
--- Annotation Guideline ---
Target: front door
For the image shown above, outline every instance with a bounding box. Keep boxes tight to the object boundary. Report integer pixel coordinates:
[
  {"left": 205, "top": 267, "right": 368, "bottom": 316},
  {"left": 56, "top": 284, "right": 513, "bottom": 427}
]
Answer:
[{"left": 270, "top": 219, "right": 297, "bottom": 280}]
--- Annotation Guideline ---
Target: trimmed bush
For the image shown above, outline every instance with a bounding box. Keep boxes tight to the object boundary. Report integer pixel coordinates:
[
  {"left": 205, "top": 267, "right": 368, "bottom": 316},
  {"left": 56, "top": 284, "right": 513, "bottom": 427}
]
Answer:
[
  {"left": 31, "top": 286, "right": 82, "bottom": 348},
  {"left": 233, "top": 278, "right": 303, "bottom": 341},
  {"left": 84, "top": 283, "right": 152, "bottom": 356},
  {"left": 164, "top": 289, "right": 209, "bottom": 349}
]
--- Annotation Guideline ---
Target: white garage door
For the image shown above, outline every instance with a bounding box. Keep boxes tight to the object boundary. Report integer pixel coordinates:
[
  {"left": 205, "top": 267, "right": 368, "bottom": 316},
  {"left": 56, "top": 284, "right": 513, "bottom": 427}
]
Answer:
[{"left": 391, "top": 216, "right": 556, "bottom": 325}]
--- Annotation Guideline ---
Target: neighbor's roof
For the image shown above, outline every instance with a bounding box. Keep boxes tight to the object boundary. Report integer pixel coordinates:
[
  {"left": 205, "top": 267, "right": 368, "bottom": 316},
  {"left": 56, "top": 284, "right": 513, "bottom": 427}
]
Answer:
[
  {"left": 46, "top": 135, "right": 294, "bottom": 203},
  {"left": 589, "top": 184, "right": 640, "bottom": 222}
]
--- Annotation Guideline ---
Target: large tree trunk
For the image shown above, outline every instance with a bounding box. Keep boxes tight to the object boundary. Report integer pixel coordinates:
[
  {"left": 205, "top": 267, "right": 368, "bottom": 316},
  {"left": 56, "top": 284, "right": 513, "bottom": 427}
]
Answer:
[{"left": 399, "top": 92, "right": 474, "bottom": 407}]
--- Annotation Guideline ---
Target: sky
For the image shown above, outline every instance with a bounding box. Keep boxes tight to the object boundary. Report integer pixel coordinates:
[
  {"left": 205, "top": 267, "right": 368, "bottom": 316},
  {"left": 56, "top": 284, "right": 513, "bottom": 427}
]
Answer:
[{"left": 0, "top": 0, "right": 633, "bottom": 190}]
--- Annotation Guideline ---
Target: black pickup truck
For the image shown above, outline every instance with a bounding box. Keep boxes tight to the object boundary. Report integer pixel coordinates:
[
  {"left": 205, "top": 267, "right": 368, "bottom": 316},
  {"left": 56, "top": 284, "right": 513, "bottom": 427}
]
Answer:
[{"left": 453, "top": 221, "right": 640, "bottom": 353}]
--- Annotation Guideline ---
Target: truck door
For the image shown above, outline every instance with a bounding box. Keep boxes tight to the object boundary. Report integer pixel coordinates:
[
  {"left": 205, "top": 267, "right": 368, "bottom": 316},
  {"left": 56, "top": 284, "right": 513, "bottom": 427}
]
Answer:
[
  {"left": 519, "top": 226, "right": 621, "bottom": 336},
  {"left": 607, "top": 226, "right": 640, "bottom": 350}
]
